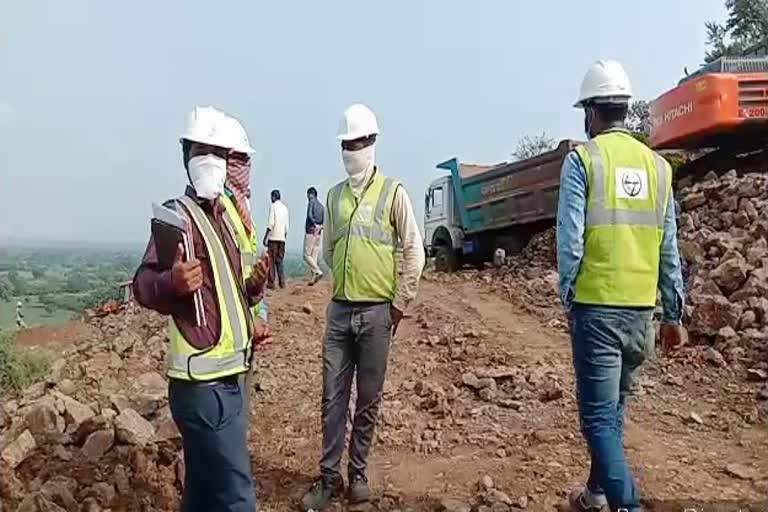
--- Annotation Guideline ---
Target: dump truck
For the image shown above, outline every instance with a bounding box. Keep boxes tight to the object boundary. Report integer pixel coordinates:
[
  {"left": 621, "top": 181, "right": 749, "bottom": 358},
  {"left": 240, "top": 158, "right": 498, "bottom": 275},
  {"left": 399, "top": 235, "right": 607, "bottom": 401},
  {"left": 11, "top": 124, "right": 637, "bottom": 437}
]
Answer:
[
  {"left": 649, "top": 40, "right": 768, "bottom": 178},
  {"left": 424, "top": 139, "right": 580, "bottom": 271}
]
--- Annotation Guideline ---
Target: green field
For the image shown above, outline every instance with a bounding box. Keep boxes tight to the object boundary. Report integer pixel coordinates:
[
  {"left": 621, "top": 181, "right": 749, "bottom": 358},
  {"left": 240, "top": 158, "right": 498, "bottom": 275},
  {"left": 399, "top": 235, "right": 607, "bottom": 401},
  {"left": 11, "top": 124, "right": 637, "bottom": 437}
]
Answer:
[
  {"left": 0, "top": 298, "right": 74, "bottom": 329},
  {"left": 0, "top": 245, "right": 320, "bottom": 330}
]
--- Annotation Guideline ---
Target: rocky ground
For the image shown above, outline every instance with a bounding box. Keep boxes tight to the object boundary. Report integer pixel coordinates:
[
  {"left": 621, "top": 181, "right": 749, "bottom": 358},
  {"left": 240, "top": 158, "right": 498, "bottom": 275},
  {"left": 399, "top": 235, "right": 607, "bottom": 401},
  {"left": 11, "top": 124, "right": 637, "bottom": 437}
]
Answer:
[
  {"left": 2, "top": 274, "right": 766, "bottom": 511},
  {"left": 1, "top": 172, "right": 767, "bottom": 512}
]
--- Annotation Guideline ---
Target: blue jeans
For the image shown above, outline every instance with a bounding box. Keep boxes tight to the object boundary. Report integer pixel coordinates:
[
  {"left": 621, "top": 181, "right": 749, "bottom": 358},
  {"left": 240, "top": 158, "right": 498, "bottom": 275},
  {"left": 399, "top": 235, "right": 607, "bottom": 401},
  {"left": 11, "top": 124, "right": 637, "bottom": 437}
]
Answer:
[
  {"left": 169, "top": 378, "right": 257, "bottom": 512},
  {"left": 570, "top": 305, "right": 654, "bottom": 512}
]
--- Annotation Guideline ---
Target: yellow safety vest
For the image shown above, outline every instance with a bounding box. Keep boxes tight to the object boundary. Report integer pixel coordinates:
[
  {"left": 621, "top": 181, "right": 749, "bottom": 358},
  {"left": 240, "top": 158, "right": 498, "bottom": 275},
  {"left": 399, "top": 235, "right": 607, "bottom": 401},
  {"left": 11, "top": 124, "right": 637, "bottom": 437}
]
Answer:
[
  {"left": 166, "top": 195, "right": 252, "bottom": 382},
  {"left": 220, "top": 193, "right": 264, "bottom": 322},
  {"left": 573, "top": 131, "right": 672, "bottom": 307},
  {"left": 328, "top": 171, "right": 400, "bottom": 302}
]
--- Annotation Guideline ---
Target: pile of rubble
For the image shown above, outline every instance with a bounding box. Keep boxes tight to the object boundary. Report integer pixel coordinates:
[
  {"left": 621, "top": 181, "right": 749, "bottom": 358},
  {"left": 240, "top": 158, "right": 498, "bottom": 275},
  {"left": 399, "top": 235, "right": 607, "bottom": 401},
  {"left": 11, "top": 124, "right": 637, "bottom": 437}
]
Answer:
[
  {"left": 465, "top": 171, "right": 768, "bottom": 367},
  {"left": 0, "top": 307, "right": 182, "bottom": 511},
  {"left": 375, "top": 304, "right": 569, "bottom": 460},
  {"left": 470, "top": 228, "right": 564, "bottom": 327},
  {"left": 677, "top": 171, "right": 768, "bottom": 369}
]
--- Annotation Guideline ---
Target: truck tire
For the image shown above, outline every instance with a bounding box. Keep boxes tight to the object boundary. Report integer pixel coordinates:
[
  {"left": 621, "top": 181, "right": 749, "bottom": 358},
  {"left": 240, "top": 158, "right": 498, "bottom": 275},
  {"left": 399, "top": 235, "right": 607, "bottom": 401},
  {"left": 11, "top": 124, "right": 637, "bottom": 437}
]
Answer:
[{"left": 434, "top": 245, "right": 459, "bottom": 273}]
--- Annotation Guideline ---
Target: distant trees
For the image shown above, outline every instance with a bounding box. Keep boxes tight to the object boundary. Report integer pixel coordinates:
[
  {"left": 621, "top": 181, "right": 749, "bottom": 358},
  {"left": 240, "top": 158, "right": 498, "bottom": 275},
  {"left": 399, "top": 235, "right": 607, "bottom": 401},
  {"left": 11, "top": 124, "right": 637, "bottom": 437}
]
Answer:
[
  {"left": 513, "top": 132, "right": 557, "bottom": 160},
  {"left": 0, "top": 277, "right": 11, "bottom": 302},
  {"left": 7, "top": 272, "right": 26, "bottom": 296},
  {"left": 705, "top": 0, "right": 768, "bottom": 62},
  {"left": 627, "top": 100, "right": 651, "bottom": 139}
]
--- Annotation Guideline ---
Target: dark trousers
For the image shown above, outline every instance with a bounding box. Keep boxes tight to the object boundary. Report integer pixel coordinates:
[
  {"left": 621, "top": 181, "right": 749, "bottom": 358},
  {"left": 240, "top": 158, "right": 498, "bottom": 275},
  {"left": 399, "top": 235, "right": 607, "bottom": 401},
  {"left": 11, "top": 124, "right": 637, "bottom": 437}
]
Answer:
[
  {"left": 169, "top": 378, "right": 256, "bottom": 512},
  {"left": 267, "top": 241, "right": 286, "bottom": 289},
  {"left": 320, "top": 301, "right": 392, "bottom": 482}
]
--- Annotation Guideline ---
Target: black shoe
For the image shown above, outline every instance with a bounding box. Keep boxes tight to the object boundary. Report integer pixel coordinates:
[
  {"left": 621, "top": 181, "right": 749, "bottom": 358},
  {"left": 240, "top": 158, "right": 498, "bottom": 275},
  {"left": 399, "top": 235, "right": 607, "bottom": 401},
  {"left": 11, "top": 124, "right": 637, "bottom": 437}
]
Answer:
[
  {"left": 300, "top": 478, "right": 343, "bottom": 511},
  {"left": 348, "top": 474, "right": 370, "bottom": 505}
]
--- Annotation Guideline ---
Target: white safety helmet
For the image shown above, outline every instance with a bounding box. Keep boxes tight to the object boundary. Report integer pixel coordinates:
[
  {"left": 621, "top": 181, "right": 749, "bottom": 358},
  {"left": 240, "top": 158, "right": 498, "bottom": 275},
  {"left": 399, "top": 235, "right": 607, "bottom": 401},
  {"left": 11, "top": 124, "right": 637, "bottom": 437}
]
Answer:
[
  {"left": 336, "top": 103, "right": 380, "bottom": 141},
  {"left": 17, "top": 301, "right": 22, "bottom": 307},
  {"left": 179, "top": 106, "right": 233, "bottom": 149},
  {"left": 574, "top": 59, "right": 633, "bottom": 108},
  {"left": 223, "top": 115, "right": 256, "bottom": 154}
]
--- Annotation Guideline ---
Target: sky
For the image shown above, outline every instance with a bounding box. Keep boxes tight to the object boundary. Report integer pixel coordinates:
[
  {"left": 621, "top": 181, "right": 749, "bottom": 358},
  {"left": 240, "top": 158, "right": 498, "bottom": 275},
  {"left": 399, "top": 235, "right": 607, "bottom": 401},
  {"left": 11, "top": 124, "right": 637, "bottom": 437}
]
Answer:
[{"left": 0, "top": 0, "right": 726, "bottom": 249}]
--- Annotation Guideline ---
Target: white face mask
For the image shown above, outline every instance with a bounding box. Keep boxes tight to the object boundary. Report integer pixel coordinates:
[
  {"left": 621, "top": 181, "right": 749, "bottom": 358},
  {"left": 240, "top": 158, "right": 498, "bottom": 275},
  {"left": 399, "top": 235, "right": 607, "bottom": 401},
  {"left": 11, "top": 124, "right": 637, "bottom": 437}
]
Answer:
[
  {"left": 188, "top": 154, "right": 226, "bottom": 200},
  {"left": 342, "top": 145, "right": 375, "bottom": 178}
]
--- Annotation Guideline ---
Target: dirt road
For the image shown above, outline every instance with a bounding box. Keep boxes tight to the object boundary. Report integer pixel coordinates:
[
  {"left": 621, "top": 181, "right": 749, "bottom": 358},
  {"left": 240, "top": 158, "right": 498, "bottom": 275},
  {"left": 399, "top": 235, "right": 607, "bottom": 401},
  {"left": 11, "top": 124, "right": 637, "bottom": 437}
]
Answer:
[{"left": 249, "top": 277, "right": 768, "bottom": 510}]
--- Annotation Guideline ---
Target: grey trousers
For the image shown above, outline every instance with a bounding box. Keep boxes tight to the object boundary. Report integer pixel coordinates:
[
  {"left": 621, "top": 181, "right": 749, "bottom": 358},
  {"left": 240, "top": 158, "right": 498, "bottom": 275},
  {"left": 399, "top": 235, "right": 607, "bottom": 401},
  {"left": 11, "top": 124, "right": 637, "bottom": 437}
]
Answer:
[{"left": 320, "top": 301, "right": 392, "bottom": 482}]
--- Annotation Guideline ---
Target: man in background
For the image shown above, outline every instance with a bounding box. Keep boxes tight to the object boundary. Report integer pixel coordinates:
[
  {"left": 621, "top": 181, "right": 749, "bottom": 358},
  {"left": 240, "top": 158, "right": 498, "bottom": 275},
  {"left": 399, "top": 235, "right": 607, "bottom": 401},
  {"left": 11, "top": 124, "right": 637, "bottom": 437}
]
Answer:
[
  {"left": 15, "top": 301, "right": 27, "bottom": 329},
  {"left": 264, "top": 189, "right": 289, "bottom": 289},
  {"left": 304, "top": 186, "right": 325, "bottom": 285}
]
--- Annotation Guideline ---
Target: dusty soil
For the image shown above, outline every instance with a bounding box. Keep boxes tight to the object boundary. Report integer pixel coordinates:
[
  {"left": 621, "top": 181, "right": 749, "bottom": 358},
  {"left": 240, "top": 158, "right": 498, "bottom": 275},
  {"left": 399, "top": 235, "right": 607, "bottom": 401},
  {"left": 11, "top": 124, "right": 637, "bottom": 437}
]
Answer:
[
  {"left": 13, "top": 320, "right": 99, "bottom": 351},
  {"left": 247, "top": 277, "right": 768, "bottom": 511}
]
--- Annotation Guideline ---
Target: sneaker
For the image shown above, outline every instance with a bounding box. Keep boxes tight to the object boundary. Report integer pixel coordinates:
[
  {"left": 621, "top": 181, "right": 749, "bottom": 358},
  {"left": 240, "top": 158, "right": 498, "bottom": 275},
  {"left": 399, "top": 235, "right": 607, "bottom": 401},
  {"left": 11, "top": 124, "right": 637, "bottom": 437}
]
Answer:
[
  {"left": 300, "top": 478, "right": 343, "bottom": 511},
  {"left": 568, "top": 488, "right": 608, "bottom": 512},
  {"left": 308, "top": 273, "right": 323, "bottom": 286},
  {"left": 348, "top": 474, "right": 370, "bottom": 505}
]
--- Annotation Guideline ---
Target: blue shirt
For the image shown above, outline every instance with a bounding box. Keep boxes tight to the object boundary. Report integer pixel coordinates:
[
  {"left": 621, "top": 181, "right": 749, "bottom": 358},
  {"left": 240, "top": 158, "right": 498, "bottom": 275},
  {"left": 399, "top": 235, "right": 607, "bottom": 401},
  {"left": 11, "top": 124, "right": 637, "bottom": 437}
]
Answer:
[{"left": 556, "top": 150, "right": 684, "bottom": 323}]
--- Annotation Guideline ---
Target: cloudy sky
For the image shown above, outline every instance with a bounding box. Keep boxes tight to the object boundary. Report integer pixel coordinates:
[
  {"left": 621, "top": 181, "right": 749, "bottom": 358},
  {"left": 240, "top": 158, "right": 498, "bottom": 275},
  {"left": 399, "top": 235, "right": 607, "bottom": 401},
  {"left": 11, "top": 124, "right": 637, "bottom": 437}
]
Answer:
[{"left": 0, "top": 0, "right": 725, "bottom": 248}]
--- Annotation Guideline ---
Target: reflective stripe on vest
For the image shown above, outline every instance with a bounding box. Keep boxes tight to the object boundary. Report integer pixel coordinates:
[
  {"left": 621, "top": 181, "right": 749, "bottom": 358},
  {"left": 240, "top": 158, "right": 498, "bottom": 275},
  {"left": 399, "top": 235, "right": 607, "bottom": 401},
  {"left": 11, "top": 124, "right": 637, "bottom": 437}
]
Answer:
[
  {"left": 219, "top": 194, "right": 263, "bottom": 321},
  {"left": 166, "top": 196, "right": 250, "bottom": 381},
  {"left": 329, "top": 172, "right": 399, "bottom": 302},
  {"left": 167, "top": 347, "right": 252, "bottom": 377},
  {"left": 573, "top": 132, "right": 672, "bottom": 307},
  {"left": 330, "top": 176, "right": 398, "bottom": 247},
  {"left": 582, "top": 139, "right": 668, "bottom": 228}
]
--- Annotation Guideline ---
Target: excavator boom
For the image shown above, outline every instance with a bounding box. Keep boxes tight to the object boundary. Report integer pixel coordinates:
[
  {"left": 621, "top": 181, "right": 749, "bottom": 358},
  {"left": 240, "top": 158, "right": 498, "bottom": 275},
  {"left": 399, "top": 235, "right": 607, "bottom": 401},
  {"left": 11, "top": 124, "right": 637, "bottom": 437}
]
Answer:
[
  {"left": 650, "top": 58, "right": 768, "bottom": 150},
  {"left": 649, "top": 54, "right": 768, "bottom": 179}
]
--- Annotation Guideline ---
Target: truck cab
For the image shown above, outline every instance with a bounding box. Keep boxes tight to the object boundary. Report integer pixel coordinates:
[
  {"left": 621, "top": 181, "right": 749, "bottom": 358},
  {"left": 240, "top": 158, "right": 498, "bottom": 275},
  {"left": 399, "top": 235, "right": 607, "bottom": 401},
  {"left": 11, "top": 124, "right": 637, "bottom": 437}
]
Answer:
[
  {"left": 424, "top": 140, "right": 578, "bottom": 272},
  {"left": 423, "top": 175, "right": 464, "bottom": 271}
]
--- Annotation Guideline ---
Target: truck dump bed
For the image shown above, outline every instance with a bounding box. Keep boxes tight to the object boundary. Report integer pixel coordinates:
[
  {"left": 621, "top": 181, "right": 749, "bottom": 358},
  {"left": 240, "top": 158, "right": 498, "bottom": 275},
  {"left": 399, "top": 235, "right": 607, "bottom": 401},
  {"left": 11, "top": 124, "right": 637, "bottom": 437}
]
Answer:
[{"left": 438, "top": 139, "right": 581, "bottom": 234}]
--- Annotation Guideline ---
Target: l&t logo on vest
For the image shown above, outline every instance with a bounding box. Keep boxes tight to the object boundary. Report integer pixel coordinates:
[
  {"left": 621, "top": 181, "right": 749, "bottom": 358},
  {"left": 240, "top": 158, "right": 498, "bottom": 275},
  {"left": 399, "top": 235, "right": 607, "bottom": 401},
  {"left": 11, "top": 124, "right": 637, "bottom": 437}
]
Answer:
[{"left": 615, "top": 167, "right": 649, "bottom": 201}]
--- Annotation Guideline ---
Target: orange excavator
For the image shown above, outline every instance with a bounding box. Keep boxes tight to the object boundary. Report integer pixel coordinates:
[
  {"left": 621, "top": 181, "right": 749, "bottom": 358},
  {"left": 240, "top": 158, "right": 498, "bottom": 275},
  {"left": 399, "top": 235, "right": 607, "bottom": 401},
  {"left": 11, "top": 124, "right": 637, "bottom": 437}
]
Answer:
[{"left": 649, "top": 40, "right": 768, "bottom": 179}]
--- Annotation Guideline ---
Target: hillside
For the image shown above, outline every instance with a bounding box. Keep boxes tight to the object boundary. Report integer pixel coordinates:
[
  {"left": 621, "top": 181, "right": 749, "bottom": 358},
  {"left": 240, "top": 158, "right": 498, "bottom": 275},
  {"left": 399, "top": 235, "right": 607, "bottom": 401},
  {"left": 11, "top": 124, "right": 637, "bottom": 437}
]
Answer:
[{"left": 0, "top": 273, "right": 766, "bottom": 511}]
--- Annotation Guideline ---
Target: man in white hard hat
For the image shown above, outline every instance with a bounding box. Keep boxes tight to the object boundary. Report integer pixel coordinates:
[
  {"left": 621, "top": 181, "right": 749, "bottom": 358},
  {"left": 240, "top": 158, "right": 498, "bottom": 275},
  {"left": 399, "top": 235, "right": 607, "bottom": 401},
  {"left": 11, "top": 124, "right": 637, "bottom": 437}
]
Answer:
[
  {"left": 133, "top": 106, "right": 271, "bottom": 512},
  {"left": 301, "top": 104, "right": 425, "bottom": 511},
  {"left": 557, "top": 61, "right": 685, "bottom": 512}
]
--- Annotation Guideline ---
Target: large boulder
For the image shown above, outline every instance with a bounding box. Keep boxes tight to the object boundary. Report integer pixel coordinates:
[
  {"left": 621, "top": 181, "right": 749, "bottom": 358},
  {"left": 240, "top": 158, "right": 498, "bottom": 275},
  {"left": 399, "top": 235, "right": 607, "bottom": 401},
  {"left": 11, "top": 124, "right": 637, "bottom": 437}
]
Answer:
[
  {"left": 115, "top": 409, "right": 155, "bottom": 447},
  {"left": 1, "top": 430, "right": 37, "bottom": 468},
  {"left": 710, "top": 257, "right": 749, "bottom": 293},
  {"left": 690, "top": 295, "right": 742, "bottom": 336}
]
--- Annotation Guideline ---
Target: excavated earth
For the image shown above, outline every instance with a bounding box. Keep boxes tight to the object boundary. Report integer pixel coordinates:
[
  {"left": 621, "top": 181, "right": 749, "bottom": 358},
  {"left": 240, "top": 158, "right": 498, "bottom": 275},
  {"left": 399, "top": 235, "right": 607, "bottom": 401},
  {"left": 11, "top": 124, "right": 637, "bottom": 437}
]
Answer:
[
  {"left": 1, "top": 172, "right": 767, "bottom": 511},
  {"left": 1, "top": 275, "right": 767, "bottom": 512}
]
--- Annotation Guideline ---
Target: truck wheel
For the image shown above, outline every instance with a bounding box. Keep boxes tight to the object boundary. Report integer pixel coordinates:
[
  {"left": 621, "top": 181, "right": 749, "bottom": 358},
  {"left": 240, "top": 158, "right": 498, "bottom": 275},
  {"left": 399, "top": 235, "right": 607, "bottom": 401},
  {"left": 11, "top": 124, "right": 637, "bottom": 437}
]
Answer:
[{"left": 434, "top": 245, "right": 459, "bottom": 273}]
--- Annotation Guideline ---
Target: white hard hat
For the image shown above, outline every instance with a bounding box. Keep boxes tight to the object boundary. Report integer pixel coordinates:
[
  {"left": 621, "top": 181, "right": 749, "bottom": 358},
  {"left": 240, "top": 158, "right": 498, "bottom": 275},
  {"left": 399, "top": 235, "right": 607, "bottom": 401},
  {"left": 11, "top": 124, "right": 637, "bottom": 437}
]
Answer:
[
  {"left": 574, "top": 59, "right": 633, "bottom": 108},
  {"left": 336, "top": 103, "right": 380, "bottom": 141},
  {"left": 179, "top": 106, "right": 234, "bottom": 149},
  {"left": 223, "top": 115, "right": 256, "bottom": 154},
  {"left": 16, "top": 301, "right": 22, "bottom": 307}
]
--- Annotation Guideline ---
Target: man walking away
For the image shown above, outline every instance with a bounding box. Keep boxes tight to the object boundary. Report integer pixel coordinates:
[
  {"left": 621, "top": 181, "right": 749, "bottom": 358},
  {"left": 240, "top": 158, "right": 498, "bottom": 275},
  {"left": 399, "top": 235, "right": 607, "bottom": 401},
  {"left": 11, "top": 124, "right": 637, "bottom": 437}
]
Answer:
[
  {"left": 557, "top": 60, "right": 685, "bottom": 512},
  {"left": 304, "top": 186, "right": 325, "bottom": 285},
  {"left": 133, "top": 106, "right": 271, "bottom": 512},
  {"left": 264, "top": 189, "right": 289, "bottom": 289},
  {"left": 15, "top": 301, "right": 27, "bottom": 329},
  {"left": 300, "top": 104, "right": 425, "bottom": 511}
]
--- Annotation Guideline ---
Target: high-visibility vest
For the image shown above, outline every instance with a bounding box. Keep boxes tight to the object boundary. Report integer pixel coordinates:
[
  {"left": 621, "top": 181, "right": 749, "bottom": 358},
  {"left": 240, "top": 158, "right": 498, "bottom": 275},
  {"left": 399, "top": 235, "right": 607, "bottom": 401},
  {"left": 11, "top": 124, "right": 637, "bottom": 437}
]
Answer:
[
  {"left": 220, "top": 193, "right": 266, "bottom": 322},
  {"left": 573, "top": 131, "right": 672, "bottom": 307},
  {"left": 328, "top": 171, "right": 400, "bottom": 302},
  {"left": 166, "top": 195, "right": 252, "bottom": 382}
]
